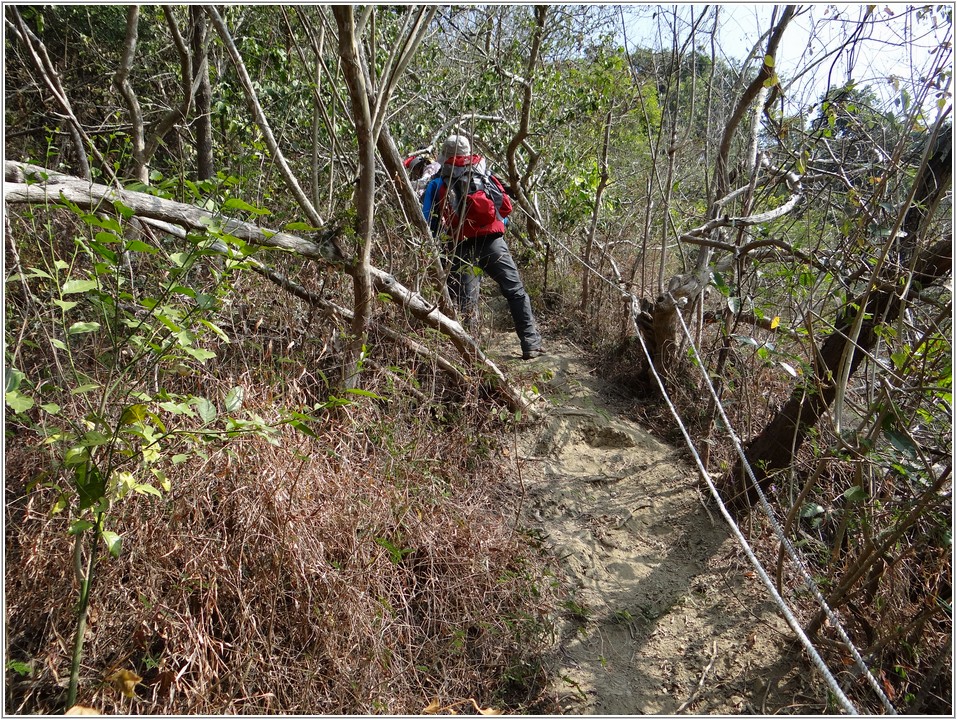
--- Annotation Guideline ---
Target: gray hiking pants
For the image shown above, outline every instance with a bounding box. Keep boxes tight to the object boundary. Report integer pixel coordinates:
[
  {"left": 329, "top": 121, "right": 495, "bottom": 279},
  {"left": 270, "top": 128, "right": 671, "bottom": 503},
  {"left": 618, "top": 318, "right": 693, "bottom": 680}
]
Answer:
[{"left": 447, "top": 234, "right": 542, "bottom": 353}]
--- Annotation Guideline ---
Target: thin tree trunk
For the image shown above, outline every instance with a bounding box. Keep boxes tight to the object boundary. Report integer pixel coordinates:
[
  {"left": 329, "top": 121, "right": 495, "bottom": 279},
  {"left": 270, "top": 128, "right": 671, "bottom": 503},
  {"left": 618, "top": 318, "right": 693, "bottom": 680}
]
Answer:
[
  {"left": 190, "top": 6, "right": 214, "bottom": 181},
  {"left": 333, "top": 7, "right": 375, "bottom": 389},
  {"left": 206, "top": 6, "right": 325, "bottom": 228},
  {"left": 580, "top": 108, "right": 612, "bottom": 314},
  {"left": 114, "top": 6, "right": 148, "bottom": 184},
  {"left": 505, "top": 5, "right": 547, "bottom": 245}
]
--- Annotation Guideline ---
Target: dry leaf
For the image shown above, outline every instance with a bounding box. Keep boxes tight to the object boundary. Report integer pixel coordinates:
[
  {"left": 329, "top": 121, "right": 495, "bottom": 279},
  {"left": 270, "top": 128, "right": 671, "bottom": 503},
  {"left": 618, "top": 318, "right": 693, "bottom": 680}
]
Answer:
[
  {"left": 422, "top": 699, "right": 442, "bottom": 714},
  {"left": 107, "top": 668, "right": 142, "bottom": 698},
  {"left": 470, "top": 698, "right": 503, "bottom": 715},
  {"left": 65, "top": 706, "right": 101, "bottom": 716}
]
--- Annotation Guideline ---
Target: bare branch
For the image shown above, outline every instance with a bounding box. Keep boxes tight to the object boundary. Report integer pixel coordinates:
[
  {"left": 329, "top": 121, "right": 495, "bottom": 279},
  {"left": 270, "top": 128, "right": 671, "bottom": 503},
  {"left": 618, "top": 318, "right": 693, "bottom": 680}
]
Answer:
[{"left": 206, "top": 6, "right": 325, "bottom": 228}]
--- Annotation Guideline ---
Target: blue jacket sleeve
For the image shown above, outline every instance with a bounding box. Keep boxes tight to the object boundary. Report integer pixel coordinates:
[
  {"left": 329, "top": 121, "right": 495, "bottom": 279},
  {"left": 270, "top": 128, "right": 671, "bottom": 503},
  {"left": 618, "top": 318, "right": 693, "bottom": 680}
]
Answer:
[{"left": 421, "top": 177, "right": 443, "bottom": 237}]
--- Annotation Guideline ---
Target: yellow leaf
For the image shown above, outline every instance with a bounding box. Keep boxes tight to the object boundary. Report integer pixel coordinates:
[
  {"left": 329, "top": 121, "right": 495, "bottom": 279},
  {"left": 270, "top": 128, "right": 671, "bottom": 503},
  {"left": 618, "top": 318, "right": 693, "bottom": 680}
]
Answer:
[
  {"left": 107, "top": 668, "right": 142, "bottom": 698},
  {"left": 65, "top": 706, "right": 101, "bottom": 716},
  {"left": 422, "top": 699, "right": 442, "bottom": 715},
  {"left": 770, "top": 316, "right": 780, "bottom": 329},
  {"left": 471, "top": 698, "right": 503, "bottom": 715}
]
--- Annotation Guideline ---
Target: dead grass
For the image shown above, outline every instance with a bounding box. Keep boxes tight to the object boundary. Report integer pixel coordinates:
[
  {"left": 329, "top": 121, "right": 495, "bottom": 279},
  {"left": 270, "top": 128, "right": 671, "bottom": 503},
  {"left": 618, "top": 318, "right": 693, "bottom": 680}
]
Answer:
[{"left": 5, "top": 379, "right": 562, "bottom": 714}]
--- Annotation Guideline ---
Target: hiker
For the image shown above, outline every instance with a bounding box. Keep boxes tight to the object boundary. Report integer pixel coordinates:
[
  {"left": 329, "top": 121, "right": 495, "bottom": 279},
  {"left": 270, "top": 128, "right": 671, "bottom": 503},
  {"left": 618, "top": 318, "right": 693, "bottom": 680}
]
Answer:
[
  {"left": 422, "top": 135, "right": 544, "bottom": 360},
  {"left": 404, "top": 153, "right": 440, "bottom": 198}
]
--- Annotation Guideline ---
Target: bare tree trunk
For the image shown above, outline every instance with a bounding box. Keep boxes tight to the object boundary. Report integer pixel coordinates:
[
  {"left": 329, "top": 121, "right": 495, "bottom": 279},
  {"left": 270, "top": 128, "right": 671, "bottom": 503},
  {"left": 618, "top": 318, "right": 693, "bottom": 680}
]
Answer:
[
  {"left": 189, "top": 6, "right": 214, "bottom": 181},
  {"left": 114, "top": 6, "right": 149, "bottom": 184},
  {"left": 580, "top": 107, "right": 612, "bottom": 313},
  {"left": 505, "top": 5, "right": 547, "bottom": 246},
  {"left": 333, "top": 7, "right": 376, "bottom": 390}
]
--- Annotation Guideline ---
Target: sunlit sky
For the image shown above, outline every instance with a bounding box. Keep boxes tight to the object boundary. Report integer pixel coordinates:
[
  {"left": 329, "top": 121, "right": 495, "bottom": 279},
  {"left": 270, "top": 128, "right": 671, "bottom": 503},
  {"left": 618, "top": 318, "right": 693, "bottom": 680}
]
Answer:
[{"left": 618, "top": 3, "right": 953, "bottom": 116}]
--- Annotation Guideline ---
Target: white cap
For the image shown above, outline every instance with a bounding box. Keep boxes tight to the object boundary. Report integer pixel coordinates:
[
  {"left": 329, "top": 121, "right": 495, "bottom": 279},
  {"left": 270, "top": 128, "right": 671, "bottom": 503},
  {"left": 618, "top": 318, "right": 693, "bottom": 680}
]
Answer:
[{"left": 439, "top": 135, "right": 471, "bottom": 163}]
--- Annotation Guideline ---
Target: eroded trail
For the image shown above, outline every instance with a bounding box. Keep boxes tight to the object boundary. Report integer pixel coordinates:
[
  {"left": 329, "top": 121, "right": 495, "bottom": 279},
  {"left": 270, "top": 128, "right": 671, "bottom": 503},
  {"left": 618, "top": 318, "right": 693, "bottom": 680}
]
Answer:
[{"left": 486, "top": 330, "right": 824, "bottom": 714}]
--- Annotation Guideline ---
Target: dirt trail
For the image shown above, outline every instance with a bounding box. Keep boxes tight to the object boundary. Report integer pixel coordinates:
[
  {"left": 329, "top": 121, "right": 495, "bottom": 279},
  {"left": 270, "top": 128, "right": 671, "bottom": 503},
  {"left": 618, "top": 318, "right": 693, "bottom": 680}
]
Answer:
[{"left": 485, "top": 327, "right": 827, "bottom": 715}]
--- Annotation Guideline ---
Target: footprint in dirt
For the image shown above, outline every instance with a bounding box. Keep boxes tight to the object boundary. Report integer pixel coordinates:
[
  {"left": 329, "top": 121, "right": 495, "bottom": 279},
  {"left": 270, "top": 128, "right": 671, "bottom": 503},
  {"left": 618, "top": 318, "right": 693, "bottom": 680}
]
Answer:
[{"left": 484, "top": 328, "right": 827, "bottom": 715}]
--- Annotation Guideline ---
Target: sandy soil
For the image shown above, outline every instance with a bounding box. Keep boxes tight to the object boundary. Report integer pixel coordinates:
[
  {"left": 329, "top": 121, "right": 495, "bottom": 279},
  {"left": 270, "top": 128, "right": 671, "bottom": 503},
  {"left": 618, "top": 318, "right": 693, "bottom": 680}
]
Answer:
[{"left": 484, "top": 325, "right": 830, "bottom": 715}]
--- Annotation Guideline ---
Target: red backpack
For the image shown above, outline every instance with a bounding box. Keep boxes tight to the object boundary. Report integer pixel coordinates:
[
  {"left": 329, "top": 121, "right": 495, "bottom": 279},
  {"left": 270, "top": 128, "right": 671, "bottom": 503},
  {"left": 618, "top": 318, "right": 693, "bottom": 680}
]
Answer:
[{"left": 442, "top": 168, "right": 511, "bottom": 235}]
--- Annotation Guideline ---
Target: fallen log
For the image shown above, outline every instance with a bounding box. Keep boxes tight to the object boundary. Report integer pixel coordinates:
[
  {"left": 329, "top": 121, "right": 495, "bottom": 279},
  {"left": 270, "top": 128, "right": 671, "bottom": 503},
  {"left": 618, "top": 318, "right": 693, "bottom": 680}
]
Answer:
[{"left": 4, "top": 160, "right": 527, "bottom": 411}]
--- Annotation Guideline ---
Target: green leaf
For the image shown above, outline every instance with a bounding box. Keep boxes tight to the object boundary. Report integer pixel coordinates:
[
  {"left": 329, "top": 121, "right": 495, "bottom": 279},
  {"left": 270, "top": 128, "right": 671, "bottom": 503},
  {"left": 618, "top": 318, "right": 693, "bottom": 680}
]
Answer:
[
  {"left": 5, "top": 367, "right": 25, "bottom": 393},
  {"left": 120, "top": 404, "right": 148, "bottom": 425},
  {"left": 183, "top": 347, "right": 216, "bottom": 362},
  {"left": 68, "top": 519, "right": 95, "bottom": 535},
  {"left": 53, "top": 299, "right": 80, "bottom": 312},
  {"left": 191, "top": 396, "right": 217, "bottom": 424},
  {"left": 727, "top": 297, "right": 741, "bottom": 314},
  {"left": 64, "top": 446, "right": 90, "bottom": 467},
  {"left": 6, "top": 660, "right": 32, "bottom": 677},
  {"left": 169, "top": 252, "right": 191, "bottom": 267},
  {"left": 195, "top": 293, "right": 217, "bottom": 311},
  {"left": 199, "top": 319, "right": 231, "bottom": 342},
  {"left": 101, "top": 530, "right": 123, "bottom": 558},
  {"left": 284, "top": 221, "right": 320, "bottom": 232},
  {"left": 884, "top": 426, "right": 917, "bottom": 457},
  {"left": 800, "top": 502, "right": 825, "bottom": 518},
  {"left": 75, "top": 464, "right": 106, "bottom": 511},
  {"left": 94, "top": 230, "right": 121, "bottom": 244},
  {"left": 158, "top": 400, "right": 195, "bottom": 416},
  {"left": 153, "top": 469, "right": 171, "bottom": 492},
  {"left": 289, "top": 419, "right": 317, "bottom": 438},
  {"left": 223, "top": 197, "right": 271, "bottom": 216},
  {"left": 133, "top": 483, "right": 162, "bottom": 497},
  {"left": 125, "top": 240, "right": 158, "bottom": 254},
  {"left": 171, "top": 454, "right": 190, "bottom": 464},
  {"left": 732, "top": 334, "right": 759, "bottom": 348},
  {"left": 71, "top": 383, "right": 101, "bottom": 395},
  {"left": 5, "top": 391, "right": 35, "bottom": 413},
  {"left": 374, "top": 536, "right": 413, "bottom": 564},
  {"left": 344, "top": 388, "right": 385, "bottom": 400},
  {"left": 843, "top": 486, "right": 868, "bottom": 503},
  {"left": 68, "top": 321, "right": 101, "bottom": 335},
  {"left": 90, "top": 215, "right": 123, "bottom": 234},
  {"left": 26, "top": 266, "right": 53, "bottom": 280},
  {"left": 81, "top": 430, "right": 111, "bottom": 447},
  {"left": 40, "top": 402, "right": 61, "bottom": 415},
  {"left": 711, "top": 272, "right": 730, "bottom": 297},
  {"left": 62, "top": 279, "right": 98, "bottom": 294},
  {"left": 764, "top": 54, "right": 774, "bottom": 68},
  {"left": 112, "top": 199, "right": 135, "bottom": 219},
  {"left": 224, "top": 386, "right": 244, "bottom": 413}
]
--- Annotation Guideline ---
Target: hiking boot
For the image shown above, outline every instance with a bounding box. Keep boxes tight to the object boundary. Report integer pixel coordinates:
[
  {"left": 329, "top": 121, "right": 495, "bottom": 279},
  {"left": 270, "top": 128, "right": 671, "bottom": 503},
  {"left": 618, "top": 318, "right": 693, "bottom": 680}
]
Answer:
[{"left": 522, "top": 347, "right": 546, "bottom": 360}]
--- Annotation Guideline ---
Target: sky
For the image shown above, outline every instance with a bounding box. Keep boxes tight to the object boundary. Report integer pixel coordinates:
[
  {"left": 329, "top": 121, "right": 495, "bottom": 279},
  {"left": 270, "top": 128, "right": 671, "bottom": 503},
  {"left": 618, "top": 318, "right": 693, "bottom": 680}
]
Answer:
[{"left": 618, "top": 3, "right": 953, "bottom": 118}]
